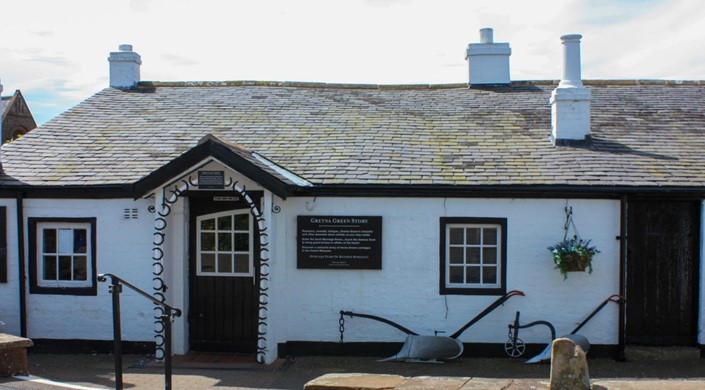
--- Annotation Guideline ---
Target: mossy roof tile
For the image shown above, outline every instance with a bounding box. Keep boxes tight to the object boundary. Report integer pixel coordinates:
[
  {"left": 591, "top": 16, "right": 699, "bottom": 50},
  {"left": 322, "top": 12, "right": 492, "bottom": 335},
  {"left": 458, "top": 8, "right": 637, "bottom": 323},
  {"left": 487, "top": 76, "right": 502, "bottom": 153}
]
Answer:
[{"left": 1, "top": 81, "right": 705, "bottom": 189}]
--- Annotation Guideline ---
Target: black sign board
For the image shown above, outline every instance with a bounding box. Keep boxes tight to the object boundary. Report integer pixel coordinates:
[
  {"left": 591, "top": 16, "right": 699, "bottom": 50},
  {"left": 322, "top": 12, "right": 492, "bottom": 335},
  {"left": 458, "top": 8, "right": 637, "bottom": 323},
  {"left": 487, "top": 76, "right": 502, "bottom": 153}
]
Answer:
[
  {"left": 297, "top": 216, "right": 382, "bottom": 269},
  {"left": 198, "top": 170, "right": 224, "bottom": 189}
]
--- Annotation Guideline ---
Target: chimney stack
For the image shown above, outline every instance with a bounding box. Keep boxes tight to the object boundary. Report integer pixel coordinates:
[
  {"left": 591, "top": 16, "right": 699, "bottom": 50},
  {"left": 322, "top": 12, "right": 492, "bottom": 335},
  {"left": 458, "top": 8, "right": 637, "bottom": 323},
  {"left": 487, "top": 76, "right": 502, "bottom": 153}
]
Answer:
[
  {"left": 108, "top": 44, "right": 141, "bottom": 88},
  {"left": 550, "top": 34, "right": 592, "bottom": 144},
  {"left": 466, "top": 28, "right": 511, "bottom": 85}
]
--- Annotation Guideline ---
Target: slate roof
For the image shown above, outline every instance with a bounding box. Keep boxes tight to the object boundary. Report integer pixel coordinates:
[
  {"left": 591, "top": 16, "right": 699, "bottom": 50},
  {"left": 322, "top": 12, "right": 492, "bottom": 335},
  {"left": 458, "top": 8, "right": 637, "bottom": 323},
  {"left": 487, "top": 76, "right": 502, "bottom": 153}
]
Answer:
[{"left": 1, "top": 80, "right": 705, "bottom": 192}]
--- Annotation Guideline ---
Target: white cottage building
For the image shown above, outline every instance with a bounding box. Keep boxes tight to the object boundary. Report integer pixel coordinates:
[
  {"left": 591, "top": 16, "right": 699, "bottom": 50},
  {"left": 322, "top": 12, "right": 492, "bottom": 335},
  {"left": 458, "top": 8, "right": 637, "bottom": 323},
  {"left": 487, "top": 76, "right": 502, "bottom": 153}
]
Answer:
[{"left": 0, "top": 30, "right": 703, "bottom": 364}]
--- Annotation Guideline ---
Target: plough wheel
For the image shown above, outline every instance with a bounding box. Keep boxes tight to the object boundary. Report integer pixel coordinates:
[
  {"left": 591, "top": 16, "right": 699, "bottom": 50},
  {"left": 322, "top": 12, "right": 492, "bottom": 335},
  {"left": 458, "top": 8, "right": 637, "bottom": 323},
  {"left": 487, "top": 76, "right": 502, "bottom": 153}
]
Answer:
[{"left": 504, "top": 337, "right": 526, "bottom": 357}]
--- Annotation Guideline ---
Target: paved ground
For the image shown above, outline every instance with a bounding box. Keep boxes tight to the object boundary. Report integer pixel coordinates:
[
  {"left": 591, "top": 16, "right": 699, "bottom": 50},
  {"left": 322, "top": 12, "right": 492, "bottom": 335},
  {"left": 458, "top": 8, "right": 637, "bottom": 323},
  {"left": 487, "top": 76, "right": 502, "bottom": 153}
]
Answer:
[{"left": 1, "top": 354, "right": 705, "bottom": 389}]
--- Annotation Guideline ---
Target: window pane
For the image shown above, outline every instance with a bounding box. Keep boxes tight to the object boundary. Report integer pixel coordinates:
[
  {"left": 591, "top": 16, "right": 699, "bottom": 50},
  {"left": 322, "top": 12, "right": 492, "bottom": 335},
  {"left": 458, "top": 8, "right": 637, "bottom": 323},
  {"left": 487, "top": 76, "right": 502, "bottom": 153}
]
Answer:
[
  {"left": 201, "top": 253, "right": 215, "bottom": 272},
  {"left": 466, "top": 228, "right": 481, "bottom": 245},
  {"left": 59, "top": 229, "right": 74, "bottom": 254},
  {"left": 217, "top": 253, "right": 232, "bottom": 273},
  {"left": 234, "top": 254, "right": 249, "bottom": 273},
  {"left": 74, "top": 229, "right": 88, "bottom": 253},
  {"left": 58, "top": 256, "right": 72, "bottom": 280},
  {"left": 483, "top": 228, "right": 498, "bottom": 245},
  {"left": 466, "top": 267, "right": 481, "bottom": 284},
  {"left": 483, "top": 267, "right": 497, "bottom": 284},
  {"left": 217, "top": 216, "right": 232, "bottom": 230},
  {"left": 43, "top": 229, "right": 57, "bottom": 253},
  {"left": 201, "top": 233, "right": 215, "bottom": 251},
  {"left": 234, "top": 214, "right": 249, "bottom": 230},
  {"left": 483, "top": 247, "right": 498, "bottom": 264},
  {"left": 200, "top": 218, "right": 215, "bottom": 230},
  {"left": 217, "top": 233, "right": 232, "bottom": 251},
  {"left": 449, "top": 228, "right": 463, "bottom": 245},
  {"left": 467, "top": 247, "right": 481, "bottom": 264},
  {"left": 74, "top": 256, "right": 87, "bottom": 280},
  {"left": 449, "top": 247, "right": 463, "bottom": 264},
  {"left": 449, "top": 266, "right": 463, "bottom": 283},
  {"left": 43, "top": 256, "right": 57, "bottom": 280},
  {"left": 234, "top": 233, "right": 249, "bottom": 251}
]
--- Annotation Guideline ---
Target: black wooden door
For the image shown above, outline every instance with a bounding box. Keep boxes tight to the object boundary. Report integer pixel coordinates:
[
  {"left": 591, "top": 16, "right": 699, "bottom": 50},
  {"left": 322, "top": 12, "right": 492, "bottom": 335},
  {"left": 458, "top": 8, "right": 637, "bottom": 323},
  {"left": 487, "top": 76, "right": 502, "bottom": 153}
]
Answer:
[
  {"left": 626, "top": 200, "right": 700, "bottom": 345},
  {"left": 188, "top": 193, "right": 260, "bottom": 352}
]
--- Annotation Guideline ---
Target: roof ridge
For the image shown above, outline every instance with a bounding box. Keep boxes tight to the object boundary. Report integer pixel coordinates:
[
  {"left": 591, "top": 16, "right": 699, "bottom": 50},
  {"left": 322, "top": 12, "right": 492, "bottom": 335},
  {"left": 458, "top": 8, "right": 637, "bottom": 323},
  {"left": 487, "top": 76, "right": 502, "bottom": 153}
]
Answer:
[{"left": 137, "top": 79, "right": 705, "bottom": 89}]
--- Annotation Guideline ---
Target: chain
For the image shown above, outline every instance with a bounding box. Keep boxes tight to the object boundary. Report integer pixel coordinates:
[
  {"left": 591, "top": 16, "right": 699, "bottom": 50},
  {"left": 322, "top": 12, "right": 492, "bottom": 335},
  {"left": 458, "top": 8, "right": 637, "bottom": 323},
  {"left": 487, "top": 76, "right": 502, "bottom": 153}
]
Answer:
[{"left": 339, "top": 312, "right": 345, "bottom": 343}]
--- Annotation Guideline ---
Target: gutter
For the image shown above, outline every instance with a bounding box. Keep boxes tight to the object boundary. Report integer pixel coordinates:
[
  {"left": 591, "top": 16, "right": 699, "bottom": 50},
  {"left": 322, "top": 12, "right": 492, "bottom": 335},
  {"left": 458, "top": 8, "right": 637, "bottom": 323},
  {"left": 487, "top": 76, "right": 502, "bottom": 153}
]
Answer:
[
  {"left": 16, "top": 192, "right": 26, "bottom": 337},
  {"left": 617, "top": 195, "right": 627, "bottom": 361}
]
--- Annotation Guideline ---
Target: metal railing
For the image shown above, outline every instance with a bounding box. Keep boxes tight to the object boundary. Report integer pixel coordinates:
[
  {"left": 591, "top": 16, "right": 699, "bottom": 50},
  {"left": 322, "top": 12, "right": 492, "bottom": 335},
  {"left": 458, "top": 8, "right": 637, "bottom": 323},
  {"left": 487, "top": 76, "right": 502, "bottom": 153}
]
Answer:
[{"left": 98, "top": 273, "right": 182, "bottom": 390}]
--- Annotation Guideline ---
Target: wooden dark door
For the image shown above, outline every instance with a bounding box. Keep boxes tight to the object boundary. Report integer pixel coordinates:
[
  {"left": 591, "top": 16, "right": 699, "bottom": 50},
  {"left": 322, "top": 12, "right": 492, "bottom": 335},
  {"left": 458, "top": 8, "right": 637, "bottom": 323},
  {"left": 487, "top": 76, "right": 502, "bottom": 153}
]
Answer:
[
  {"left": 626, "top": 200, "right": 700, "bottom": 345},
  {"left": 188, "top": 193, "right": 260, "bottom": 352}
]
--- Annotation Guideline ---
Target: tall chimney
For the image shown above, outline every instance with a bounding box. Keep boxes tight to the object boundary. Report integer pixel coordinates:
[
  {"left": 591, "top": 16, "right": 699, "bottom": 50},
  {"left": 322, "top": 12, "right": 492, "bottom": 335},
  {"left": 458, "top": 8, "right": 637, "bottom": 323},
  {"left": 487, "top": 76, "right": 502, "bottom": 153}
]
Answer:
[
  {"left": 550, "top": 34, "right": 591, "bottom": 144},
  {"left": 466, "top": 28, "right": 511, "bottom": 85},
  {"left": 108, "top": 44, "right": 141, "bottom": 88}
]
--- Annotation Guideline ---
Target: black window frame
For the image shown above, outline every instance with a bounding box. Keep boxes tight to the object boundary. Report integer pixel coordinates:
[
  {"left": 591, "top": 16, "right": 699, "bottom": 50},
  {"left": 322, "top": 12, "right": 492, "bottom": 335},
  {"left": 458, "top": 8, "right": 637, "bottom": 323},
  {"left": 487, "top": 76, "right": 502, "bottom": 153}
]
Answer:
[
  {"left": 439, "top": 217, "right": 507, "bottom": 296},
  {"left": 28, "top": 217, "right": 98, "bottom": 296}
]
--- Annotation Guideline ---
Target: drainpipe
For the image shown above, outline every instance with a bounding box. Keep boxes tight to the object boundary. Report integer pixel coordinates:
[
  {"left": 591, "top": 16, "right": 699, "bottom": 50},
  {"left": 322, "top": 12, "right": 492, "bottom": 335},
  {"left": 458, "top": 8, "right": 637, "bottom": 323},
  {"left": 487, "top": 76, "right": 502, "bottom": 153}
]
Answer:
[
  {"left": 16, "top": 192, "right": 27, "bottom": 337},
  {"left": 617, "top": 195, "right": 627, "bottom": 361}
]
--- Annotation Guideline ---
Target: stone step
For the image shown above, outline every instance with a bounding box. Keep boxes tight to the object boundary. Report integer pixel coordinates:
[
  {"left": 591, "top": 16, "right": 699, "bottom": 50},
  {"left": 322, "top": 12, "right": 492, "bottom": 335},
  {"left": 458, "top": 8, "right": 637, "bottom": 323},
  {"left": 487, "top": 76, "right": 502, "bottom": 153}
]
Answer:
[{"left": 624, "top": 346, "right": 701, "bottom": 361}]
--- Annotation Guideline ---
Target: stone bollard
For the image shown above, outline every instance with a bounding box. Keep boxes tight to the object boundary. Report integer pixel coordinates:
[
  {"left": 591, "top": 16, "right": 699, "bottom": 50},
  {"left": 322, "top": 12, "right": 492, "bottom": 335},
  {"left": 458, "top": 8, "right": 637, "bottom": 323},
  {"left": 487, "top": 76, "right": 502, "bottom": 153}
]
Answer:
[
  {"left": 0, "top": 333, "right": 33, "bottom": 377},
  {"left": 549, "top": 337, "right": 590, "bottom": 390}
]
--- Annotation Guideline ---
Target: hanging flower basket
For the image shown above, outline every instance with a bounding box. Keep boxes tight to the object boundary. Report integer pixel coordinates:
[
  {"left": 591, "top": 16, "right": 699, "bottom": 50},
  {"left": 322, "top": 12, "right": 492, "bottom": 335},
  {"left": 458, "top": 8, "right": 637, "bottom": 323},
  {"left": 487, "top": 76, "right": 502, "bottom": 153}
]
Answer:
[{"left": 548, "top": 237, "right": 599, "bottom": 280}]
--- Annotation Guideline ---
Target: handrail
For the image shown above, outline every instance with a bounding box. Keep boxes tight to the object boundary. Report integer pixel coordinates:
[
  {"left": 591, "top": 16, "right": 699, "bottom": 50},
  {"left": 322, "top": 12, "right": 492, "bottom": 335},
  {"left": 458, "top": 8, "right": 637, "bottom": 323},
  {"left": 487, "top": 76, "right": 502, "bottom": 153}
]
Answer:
[
  {"left": 98, "top": 273, "right": 182, "bottom": 317},
  {"left": 99, "top": 273, "right": 182, "bottom": 390}
]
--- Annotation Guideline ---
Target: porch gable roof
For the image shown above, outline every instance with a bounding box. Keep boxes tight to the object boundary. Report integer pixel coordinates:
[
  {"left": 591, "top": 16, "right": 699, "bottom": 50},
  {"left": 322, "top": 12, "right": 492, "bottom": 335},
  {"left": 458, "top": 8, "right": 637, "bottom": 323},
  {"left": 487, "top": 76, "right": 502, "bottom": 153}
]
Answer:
[{"left": 133, "top": 134, "right": 300, "bottom": 199}]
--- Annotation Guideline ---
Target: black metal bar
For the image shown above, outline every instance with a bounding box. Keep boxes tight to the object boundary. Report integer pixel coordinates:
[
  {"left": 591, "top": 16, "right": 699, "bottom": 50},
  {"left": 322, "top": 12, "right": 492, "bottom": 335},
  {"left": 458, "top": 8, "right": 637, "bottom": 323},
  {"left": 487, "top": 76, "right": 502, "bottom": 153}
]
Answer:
[
  {"left": 16, "top": 193, "right": 27, "bottom": 338},
  {"left": 450, "top": 290, "right": 525, "bottom": 339},
  {"left": 340, "top": 311, "right": 419, "bottom": 335},
  {"left": 163, "top": 309, "right": 172, "bottom": 390},
  {"left": 571, "top": 294, "right": 624, "bottom": 335},
  {"left": 617, "top": 195, "right": 628, "bottom": 361},
  {"left": 98, "top": 273, "right": 182, "bottom": 390},
  {"left": 100, "top": 273, "right": 182, "bottom": 316},
  {"left": 107, "top": 277, "right": 123, "bottom": 390},
  {"left": 508, "top": 312, "right": 557, "bottom": 341}
]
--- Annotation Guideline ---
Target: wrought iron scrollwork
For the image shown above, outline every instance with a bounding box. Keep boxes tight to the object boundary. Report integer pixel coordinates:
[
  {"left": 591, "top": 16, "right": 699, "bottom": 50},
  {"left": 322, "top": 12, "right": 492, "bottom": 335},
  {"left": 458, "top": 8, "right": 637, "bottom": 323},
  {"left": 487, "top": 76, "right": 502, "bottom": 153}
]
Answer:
[{"left": 150, "top": 172, "right": 271, "bottom": 363}]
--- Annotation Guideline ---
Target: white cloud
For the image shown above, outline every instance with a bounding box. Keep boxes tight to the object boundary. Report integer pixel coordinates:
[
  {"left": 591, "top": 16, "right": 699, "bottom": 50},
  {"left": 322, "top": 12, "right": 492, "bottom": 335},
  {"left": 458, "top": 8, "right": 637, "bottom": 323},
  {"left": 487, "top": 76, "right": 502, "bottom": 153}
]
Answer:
[{"left": 2, "top": 0, "right": 704, "bottom": 124}]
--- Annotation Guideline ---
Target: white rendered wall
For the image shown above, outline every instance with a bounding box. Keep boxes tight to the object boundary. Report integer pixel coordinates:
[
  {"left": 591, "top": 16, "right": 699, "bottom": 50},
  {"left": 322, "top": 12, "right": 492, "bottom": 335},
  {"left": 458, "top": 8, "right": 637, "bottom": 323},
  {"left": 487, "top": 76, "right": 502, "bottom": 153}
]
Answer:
[
  {"left": 271, "top": 197, "right": 621, "bottom": 348},
  {"left": 23, "top": 198, "right": 154, "bottom": 341},
  {"left": 0, "top": 199, "right": 20, "bottom": 335}
]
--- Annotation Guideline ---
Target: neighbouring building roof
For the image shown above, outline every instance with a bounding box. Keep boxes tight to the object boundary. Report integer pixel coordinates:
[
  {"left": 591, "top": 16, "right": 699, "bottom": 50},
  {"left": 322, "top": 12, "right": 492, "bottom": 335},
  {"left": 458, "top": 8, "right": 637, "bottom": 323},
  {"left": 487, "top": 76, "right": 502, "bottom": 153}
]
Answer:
[
  {"left": 1, "top": 80, "right": 705, "bottom": 194},
  {"left": 1, "top": 90, "right": 37, "bottom": 144}
]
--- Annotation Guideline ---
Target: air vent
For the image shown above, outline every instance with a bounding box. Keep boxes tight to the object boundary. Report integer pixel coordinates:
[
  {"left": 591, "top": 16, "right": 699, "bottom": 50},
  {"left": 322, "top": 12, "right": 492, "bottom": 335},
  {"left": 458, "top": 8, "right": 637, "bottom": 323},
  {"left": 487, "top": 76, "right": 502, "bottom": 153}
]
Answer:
[{"left": 123, "top": 208, "right": 139, "bottom": 219}]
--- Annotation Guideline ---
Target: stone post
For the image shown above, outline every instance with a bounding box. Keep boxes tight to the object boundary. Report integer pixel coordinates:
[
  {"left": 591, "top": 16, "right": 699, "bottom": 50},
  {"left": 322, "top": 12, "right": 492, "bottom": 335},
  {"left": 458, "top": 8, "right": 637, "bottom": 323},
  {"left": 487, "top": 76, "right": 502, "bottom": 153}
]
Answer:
[{"left": 549, "top": 337, "right": 590, "bottom": 390}]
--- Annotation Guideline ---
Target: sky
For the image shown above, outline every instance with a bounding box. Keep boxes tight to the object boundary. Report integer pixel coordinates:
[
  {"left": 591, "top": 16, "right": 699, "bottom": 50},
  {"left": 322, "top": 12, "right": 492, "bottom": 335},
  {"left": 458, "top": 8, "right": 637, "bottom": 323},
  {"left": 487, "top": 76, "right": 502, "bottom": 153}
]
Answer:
[{"left": 2, "top": 0, "right": 704, "bottom": 125}]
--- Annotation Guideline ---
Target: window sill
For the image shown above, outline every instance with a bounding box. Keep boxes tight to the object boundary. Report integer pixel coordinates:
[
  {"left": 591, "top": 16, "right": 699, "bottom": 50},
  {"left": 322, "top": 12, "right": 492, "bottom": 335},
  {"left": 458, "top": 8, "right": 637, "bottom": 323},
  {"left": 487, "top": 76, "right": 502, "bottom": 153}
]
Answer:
[
  {"left": 29, "top": 285, "right": 97, "bottom": 296},
  {"left": 440, "top": 286, "right": 506, "bottom": 296}
]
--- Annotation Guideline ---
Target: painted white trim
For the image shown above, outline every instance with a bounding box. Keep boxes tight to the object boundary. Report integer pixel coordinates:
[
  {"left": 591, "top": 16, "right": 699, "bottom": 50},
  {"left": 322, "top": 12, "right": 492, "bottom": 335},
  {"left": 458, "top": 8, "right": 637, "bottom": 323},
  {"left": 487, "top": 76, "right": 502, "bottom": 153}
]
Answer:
[
  {"left": 253, "top": 152, "right": 312, "bottom": 187},
  {"left": 13, "top": 375, "right": 102, "bottom": 390},
  {"left": 196, "top": 209, "right": 254, "bottom": 277}
]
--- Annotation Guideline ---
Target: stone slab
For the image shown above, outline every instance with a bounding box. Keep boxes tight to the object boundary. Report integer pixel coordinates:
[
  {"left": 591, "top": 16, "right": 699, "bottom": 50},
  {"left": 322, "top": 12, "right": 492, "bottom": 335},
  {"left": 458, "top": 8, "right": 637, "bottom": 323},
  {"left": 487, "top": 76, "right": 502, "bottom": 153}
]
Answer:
[
  {"left": 460, "top": 378, "right": 517, "bottom": 389},
  {"left": 396, "top": 376, "right": 470, "bottom": 389},
  {"left": 304, "top": 373, "right": 407, "bottom": 390},
  {"left": 0, "top": 334, "right": 33, "bottom": 350}
]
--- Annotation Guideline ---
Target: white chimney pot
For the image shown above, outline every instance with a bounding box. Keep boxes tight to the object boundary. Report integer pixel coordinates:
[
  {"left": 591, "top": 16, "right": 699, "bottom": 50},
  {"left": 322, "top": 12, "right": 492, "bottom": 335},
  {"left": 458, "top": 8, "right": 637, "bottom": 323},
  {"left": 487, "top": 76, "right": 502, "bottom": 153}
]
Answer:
[
  {"left": 480, "top": 28, "right": 493, "bottom": 44},
  {"left": 559, "top": 34, "right": 584, "bottom": 88}
]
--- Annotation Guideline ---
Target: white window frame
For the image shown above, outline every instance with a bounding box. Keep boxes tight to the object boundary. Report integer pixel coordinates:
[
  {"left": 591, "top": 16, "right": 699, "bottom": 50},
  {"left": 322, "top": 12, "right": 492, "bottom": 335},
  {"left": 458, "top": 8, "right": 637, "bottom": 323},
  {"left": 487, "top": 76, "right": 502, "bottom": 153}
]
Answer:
[
  {"left": 36, "top": 221, "right": 94, "bottom": 289},
  {"left": 440, "top": 217, "right": 507, "bottom": 296},
  {"left": 445, "top": 223, "right": 502, "bottom": 289},
  {"left": 196, "top": 209, "right": 254, "bottom": 277}
]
